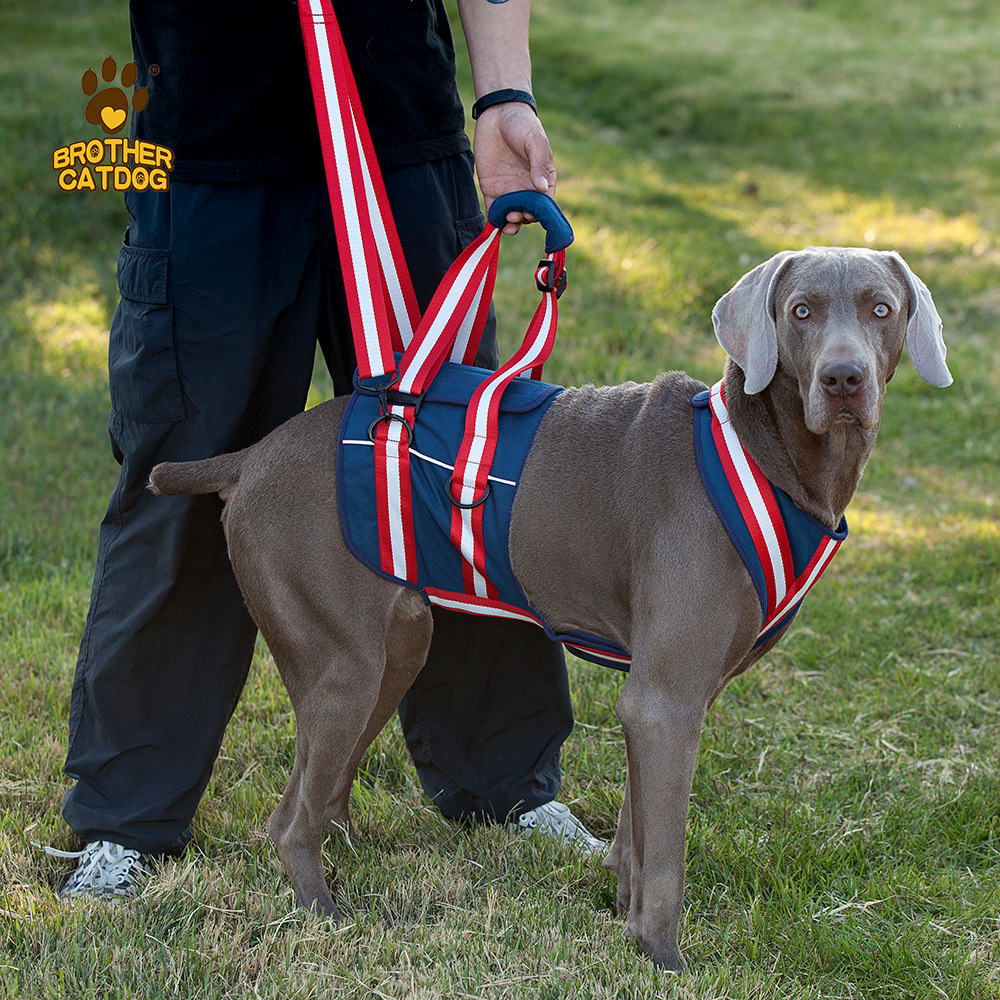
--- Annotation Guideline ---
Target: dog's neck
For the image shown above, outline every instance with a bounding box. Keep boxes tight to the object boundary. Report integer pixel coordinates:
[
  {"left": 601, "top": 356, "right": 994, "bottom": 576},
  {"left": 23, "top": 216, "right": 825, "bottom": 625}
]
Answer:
[{"left": 722, "top": 363, "right": 879, "bottom": 529}]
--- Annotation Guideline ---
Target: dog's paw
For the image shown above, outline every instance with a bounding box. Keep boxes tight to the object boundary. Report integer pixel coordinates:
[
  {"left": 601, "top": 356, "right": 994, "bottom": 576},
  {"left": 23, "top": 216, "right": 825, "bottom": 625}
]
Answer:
[{"left": 82, "top": 56, "right": 148, "bottom": 135}]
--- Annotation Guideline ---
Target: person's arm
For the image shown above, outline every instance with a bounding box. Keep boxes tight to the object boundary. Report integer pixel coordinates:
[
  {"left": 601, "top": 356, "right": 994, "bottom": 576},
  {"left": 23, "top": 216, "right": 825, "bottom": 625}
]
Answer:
[{"left": 456, "top": 0, "right": 556, "bottom": 234}]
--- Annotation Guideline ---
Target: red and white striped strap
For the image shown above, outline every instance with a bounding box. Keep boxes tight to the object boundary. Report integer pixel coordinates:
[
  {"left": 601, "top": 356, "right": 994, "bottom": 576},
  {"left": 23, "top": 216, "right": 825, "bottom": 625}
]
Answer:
[
  {"left": 299, "top": 0, "right": 420, "bottom": 377},
  {"left": 708, "top": 381, "right": 842, "bottom": 638},
  {"left": 300, "top": 0, "right": 500, "bottom": 382},
  {"left": 448, "top": 251, "right": 565, "bottom": 597},
  {"left": 397, "top": 226, "right": 502, "bottom": 396},
  {"left": 366, "top": 225, "right": 506, "bottom": 580},
  {"left": 300, "top": 0, "right": 417, "bottom": 579},
  {"left": 763, "top": 526, "right": 841, "bottom": 636}
]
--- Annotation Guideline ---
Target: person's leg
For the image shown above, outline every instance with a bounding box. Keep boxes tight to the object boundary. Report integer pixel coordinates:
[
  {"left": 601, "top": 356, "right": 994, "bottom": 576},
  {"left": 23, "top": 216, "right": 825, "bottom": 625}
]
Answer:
[
  {"left": 373, "top": 153, "right": 575, "bottom": 823},
  {"left": 63, "top": 180, "right": 332, "bottom": 856},
  {"left": 398, "top": 614, "right": 572, "bottom": 822}
]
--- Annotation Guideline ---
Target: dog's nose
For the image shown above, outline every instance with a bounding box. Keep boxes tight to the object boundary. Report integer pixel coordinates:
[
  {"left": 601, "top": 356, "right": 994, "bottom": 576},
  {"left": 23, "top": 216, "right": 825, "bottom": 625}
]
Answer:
[{"left": 819, "top": 360, "right": 867, "bottom": 397}]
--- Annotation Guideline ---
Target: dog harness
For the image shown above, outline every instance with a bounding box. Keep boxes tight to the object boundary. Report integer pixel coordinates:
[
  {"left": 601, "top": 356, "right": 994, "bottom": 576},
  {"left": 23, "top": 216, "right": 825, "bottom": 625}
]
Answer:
[{"left": 299, "top": 0, "right": 574, "bottom": 608}]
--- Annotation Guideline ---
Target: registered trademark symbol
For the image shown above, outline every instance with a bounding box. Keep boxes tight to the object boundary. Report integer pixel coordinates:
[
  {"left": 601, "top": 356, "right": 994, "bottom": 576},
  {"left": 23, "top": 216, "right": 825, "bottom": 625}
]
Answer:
[{"left": 149, "top": 64, "right": 160, "bottom": 76}]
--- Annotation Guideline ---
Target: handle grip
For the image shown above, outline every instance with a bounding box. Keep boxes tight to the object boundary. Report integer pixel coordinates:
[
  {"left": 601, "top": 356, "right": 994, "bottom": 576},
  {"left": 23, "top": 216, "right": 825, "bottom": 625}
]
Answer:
[{"left": 487, "top": 190, "right": 574, "bottom": 253}]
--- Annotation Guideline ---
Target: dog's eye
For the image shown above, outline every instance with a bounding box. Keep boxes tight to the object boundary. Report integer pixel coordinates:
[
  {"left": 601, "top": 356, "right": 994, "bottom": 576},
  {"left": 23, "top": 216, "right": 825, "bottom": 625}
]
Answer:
[
  {"left": 873, "top": 303, "right": 891, "bottom": 318},
  {"left": 793, "top": 304, "right": 810, "bottom": 320}
]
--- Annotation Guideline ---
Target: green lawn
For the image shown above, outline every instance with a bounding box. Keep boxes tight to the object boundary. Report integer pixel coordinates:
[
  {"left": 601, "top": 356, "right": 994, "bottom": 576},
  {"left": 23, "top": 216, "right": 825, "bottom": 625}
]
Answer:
[{"left": 2, "top": 1, "right": 998, "bottom": 997}]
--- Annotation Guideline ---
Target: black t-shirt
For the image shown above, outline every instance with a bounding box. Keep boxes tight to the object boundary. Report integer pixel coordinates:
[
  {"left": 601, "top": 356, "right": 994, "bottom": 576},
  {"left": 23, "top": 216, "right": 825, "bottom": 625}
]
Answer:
[{"left": 128, "top": 0, "right": 470, "bottom": 182}]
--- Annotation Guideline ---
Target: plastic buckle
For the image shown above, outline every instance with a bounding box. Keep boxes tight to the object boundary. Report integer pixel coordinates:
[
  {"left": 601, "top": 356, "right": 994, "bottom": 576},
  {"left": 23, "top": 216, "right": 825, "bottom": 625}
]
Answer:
[
  {"left": 388, "top": 387, "right": 425, "bottom": 419},
  {"left": 355, "top": 369, "right": 426, "bottom": 420},
  {"left": 354, "top": 368, "right": 412, "bottom": 420},
  {"left": 535, "top": 259, "right": 568, "bottom": 299},
  {"left": 355, "top": 368, "right": 400, "bottom": 418}
]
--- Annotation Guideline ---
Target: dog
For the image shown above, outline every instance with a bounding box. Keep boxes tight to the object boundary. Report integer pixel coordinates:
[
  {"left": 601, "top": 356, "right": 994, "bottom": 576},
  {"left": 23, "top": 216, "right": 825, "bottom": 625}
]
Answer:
[{"left": 149, "top": 247, "right": 951, "bottom": 970}]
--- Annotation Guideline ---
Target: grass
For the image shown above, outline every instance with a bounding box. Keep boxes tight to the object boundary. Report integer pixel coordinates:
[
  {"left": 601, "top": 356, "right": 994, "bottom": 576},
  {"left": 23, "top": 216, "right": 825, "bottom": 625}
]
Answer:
[{"left": 2, "top": 0, "right": 999, "bottom": 996}]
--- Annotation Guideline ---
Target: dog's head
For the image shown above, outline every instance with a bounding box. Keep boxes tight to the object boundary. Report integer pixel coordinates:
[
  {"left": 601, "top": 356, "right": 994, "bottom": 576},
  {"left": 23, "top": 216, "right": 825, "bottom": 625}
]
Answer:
[{"left": 712, "top": 247, "right": 952, "bottom": 434}]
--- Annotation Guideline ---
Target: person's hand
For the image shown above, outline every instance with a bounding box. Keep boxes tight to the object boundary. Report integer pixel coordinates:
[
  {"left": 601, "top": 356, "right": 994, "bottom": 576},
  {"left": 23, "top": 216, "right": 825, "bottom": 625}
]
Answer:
[{"left": 473, "top": 102, "right": 557, "bottom": 236}]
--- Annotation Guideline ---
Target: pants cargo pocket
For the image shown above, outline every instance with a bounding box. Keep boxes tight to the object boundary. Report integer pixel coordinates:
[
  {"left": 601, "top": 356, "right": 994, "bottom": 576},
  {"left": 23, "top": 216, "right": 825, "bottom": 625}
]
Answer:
[
  {"left": 454, "top": 213, "right": 487, "bottom": 253},
  {"left": 109, "top": 229, "right": 184, "bottom": 423}
]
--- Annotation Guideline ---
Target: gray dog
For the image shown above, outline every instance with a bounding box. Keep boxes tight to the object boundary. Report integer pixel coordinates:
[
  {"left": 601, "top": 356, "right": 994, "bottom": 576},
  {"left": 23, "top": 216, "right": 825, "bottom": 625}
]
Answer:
[{"left": 149, "top": 247, "right": 951, "bottom": 970}]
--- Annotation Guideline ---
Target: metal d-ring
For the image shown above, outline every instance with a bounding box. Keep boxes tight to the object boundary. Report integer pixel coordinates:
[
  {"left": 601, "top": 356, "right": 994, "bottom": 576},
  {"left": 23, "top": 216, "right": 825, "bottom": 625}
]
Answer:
[
  {"left": 447, "top": 475, "right": 491, "bottom": 509},
  {"left": 367, "top": 412, "right": 412, "bottom": 445}
]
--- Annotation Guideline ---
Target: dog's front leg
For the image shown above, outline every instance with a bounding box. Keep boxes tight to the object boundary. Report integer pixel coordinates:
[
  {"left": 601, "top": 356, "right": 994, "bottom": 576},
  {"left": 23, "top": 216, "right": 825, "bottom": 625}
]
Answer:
[
  {"left": 614, "top": 671, "right": 707, "bottom": 973},
  {"left": 603, "top": 770, "right": 633, "bottom": 913}
]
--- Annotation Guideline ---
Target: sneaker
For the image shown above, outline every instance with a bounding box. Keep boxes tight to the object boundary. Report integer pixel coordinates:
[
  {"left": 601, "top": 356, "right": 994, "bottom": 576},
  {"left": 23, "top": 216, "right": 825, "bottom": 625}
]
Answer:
[
  {"left": 513, "top": 800, "right": 606, "bottom": 854},
  {"left": 43, "top": 841, "right": 151, "bottom": 901}
]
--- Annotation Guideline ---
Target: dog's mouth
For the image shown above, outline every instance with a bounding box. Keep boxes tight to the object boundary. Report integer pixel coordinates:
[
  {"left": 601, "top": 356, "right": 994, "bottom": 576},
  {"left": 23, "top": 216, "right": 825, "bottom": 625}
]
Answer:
[
  {"left": 806, "top": 391, "right": 879, "bottom": 434},
  {"left": 830, "top": 407, "right": 863, "bottom": 425}
]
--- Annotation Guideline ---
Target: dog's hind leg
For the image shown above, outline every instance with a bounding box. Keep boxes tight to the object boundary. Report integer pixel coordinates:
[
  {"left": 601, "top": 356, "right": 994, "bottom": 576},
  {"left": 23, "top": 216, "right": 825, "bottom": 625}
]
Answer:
[
  {"left": 244, "top": 564, "right": 393, "bottom": 916},
  {"left": 264, "top": 636, "right": 383, "bottom": 918},
  {"left": 323, "top": 590, "right": 433, "bottom": 834},
  {"left": 261, "top": 582, "right": 432, "bottom": 919}
]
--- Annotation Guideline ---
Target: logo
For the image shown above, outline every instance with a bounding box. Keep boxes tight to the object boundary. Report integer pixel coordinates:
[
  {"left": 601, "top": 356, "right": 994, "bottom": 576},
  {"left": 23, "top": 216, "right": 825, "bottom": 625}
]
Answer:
[
  {"left": 82, "top": 55, "right": 148, "bottom": 134},
  {"left": 52, "top": 55, "right": 174, "bottom": 193}
]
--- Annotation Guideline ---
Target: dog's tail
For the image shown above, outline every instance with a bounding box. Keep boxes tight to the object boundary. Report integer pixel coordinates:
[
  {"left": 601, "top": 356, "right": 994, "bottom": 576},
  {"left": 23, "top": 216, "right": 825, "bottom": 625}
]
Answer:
[{"left": 148, "top": 452, "right": 245, "bottom": 500}]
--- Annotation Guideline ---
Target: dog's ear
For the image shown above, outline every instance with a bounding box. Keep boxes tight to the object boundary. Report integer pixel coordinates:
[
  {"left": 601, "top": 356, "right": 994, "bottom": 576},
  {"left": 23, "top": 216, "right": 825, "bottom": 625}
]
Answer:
[
  {"left": 884, "top": 252, "right": 953, "bottom": 387},
  {"left": 712, "top": 251, "right": 795, "bottom": 394}
]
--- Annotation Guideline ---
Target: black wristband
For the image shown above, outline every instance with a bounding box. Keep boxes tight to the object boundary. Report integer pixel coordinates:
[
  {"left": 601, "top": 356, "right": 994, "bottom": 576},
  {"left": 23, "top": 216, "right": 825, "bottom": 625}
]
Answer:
[{"left": 471, "top": 88, "right": 537, "bottom": 120}]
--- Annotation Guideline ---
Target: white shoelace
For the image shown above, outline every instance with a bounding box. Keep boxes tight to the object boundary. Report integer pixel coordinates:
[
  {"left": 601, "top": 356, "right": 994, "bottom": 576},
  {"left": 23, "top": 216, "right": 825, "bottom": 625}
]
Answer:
[
  {"left": 37, "top": 844, "right": 90, "bottom": 860},
  {"left": 36, "top": 840, "right": 148, "bottom": 894}
]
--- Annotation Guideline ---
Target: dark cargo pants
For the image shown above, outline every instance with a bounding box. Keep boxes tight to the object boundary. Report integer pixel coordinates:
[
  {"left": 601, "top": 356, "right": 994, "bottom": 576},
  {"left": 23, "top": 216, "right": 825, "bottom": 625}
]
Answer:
[{"left": 63, "top": 152, "right": 572, "bottom": 854}]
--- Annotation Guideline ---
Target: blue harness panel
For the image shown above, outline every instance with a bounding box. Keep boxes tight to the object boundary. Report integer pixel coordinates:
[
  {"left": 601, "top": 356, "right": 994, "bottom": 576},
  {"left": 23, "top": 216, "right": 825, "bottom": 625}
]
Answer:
[{"left": 338, "top": 361, "right": 635, "bottom": 669}]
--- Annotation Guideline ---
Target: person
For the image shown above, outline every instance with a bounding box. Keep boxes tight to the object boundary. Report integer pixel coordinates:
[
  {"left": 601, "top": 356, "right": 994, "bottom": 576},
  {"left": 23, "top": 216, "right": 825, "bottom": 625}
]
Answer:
[{"left": 52, "top": 0, "right": 604, "bottom": 900}]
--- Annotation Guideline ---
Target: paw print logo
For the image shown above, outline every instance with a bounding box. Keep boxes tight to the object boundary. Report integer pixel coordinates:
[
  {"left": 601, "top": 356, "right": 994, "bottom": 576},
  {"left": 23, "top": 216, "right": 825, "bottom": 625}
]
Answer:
[{"left": 82, "top": 56, "right": 149, "bottom": 135}]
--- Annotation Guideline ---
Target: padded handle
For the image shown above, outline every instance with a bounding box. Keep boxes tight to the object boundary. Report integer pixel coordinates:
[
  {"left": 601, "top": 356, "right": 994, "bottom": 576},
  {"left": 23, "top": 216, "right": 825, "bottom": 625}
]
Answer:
[{"left": 487, "top": 190, "right": 574, "bottom": 252}]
